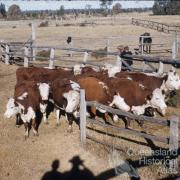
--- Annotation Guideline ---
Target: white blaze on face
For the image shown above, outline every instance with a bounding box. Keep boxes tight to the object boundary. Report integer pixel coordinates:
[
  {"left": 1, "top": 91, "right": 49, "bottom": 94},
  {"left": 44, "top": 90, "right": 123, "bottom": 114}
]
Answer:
[
  {"left": 149, "top": 88, "right": 167, "bottom": 115},
  {"left": 73, "top": 64, "right": 84, "bottom": 75},
  {"left": 20, "top": 107, "right": 36, "bottom": 123},
  {"left": 165, "top": 71, "right": 180, "bottom": 90},
  {"left": 63, "top": 90, "right": 80, "bottom": 113},
  {"left": 4, "top": 98, "right": 20, "bottom": 118},
  {"left": 110, "top": 93, "right": 130, "bottom": 112},
  {"left": 38, "top": 83, "right": 50, "bottom": 100},
  {"left": 17, "top": 92, "right": 28, "bottom": 100}
]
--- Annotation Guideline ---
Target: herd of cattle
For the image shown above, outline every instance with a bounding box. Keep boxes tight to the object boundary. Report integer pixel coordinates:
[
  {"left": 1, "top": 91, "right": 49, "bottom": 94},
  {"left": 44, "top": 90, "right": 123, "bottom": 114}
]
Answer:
[{"left": 4, "top": 63, "right": 180, "bottom": 138}]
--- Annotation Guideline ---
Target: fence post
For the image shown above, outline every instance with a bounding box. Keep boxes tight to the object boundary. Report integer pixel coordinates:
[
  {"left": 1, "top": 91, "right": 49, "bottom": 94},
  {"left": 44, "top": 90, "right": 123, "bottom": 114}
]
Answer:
[
  {"left": 24, "top": 47, "right": 29, "bottom": 67},
  {"left": 49, "top": 48, "right": 55, "bottom": 69},
  {"left": 106, "top": 38, "right": 110, "bottom": 52},
  {"left": 5, "top": 44, "right": 9, "bottom": 65},
  {"left": 141, "top": 36, "right": 144, "bottom": 55},
  {"left": 172, "top": 34, "right": 176, "bottom": 60},
  {"left": 31, "top": 23, "right": 36, "bottom": 61},
  {"left": 169, "top": 115, "right": 179, "bottom": 172},
  {"left": 116, "top": 55, "right": 122, "bottom": 71},
  {"left": 80, "top": 89, "right": 87, "bottom": 147},
  {"left": 83, "top": 52, "right": 88, "bottom": 63}
]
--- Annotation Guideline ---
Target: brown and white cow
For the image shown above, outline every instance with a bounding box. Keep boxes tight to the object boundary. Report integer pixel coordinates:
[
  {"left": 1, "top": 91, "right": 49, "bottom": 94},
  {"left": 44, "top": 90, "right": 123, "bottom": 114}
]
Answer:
[
  {"left": 57, "top": 76, "right": 167, "bottom": 129},
  {"left": 4, "top": 81, "right": 50, "bottom": 137}
]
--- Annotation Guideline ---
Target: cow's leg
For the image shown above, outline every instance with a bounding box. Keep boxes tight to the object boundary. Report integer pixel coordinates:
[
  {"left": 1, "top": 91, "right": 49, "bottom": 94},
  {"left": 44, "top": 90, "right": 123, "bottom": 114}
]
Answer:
[
  {"left": 16, "top": 113, "right": 21, "bottom": 128},
  {"left": 24, "top": 122, "right": 30, "bottom": 139},
  {"left": 32, "top": 118, "right": 39, "bottom": 136},
  {"left": 43, "top": 112, "right": 48, "bottom": 124},
  {"left": 103, "top": 112, "right": 113, "bottom": 124},
  {"left": 66, "top": 113, "right": 73, "bottom": 133},
  {"left": 90, "top": 106, "right": 97, "bottom": 119},
  {"left": 56, "top": 109, "right": 61, "bottom": 126},
  {"left": 123, "top": 117, "right": 130, "bottom": 129},
  {"left": 149, "top": 44, "right": 151, "bottom": 54},
  {"left": 135, "top": 119, "right": 144, "bottom": 127}
]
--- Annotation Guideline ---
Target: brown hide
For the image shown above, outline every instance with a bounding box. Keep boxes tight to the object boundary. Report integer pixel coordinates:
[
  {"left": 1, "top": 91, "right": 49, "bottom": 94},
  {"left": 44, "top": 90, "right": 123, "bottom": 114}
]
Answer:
[
  {"left": 115, "top": 72, "right": 167, "bottom": 91},
  {"left": 14, "top": 81, "right": 41, "bottom": 114},
  {"left": 77, "top": 77, "right": 112, "bottom": 105},
  {"left": 105, "top": 78, "right": 152, "bottom": 107},
  {"left": 16, "top": 67, "right": 73, "bottom": 83},
  {"left": 51, "top": 78, "right": 73, "bottom": 108}
]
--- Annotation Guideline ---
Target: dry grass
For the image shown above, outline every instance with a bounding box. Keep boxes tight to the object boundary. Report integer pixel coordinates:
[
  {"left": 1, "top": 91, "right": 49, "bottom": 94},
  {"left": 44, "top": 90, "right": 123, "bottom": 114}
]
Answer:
[{"left": 0, "top": 12, "right": 180, "bottom": 180}]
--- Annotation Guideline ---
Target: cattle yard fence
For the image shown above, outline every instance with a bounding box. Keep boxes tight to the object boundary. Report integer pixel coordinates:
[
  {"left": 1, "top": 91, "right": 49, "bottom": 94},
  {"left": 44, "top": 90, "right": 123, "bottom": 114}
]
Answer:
[
  {"left": 0, "top": 23, "right": 180, "bottom": 71},
  {"left": 132, "top": 18, "right": 180, "bottom": 34},
  {"left": 79, "top": 89, "right": 179, "bottom": 170}
]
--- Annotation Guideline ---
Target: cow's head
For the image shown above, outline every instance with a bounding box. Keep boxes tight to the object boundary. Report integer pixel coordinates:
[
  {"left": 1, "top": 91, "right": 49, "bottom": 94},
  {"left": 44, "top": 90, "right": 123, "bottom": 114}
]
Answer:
[
  {"left": 164, "top": 70, "right": 180, "bottom": 90},
  {"left": 63, "top": 90, "right": 80, "bottom": 113},
  {"left": 102, "top": 64, "right": 121, "bottom": 77},
  {"left": 4, "top": 98, "right": 20, "bottom": 118},
  {"left": 63, "top": 80, "right": 80, "bottom": 113},
  {"left": 37, "top": 83, "right": 50, "bottom": 100},
  {"left": 147, "top": 88, "right": 167, "bottom": 116},
  {"left": 73, "top": 64, "right": 85, "bottom": 75},
  {"left": 109, "top": 93, "right": 130, "bottom": 112}
]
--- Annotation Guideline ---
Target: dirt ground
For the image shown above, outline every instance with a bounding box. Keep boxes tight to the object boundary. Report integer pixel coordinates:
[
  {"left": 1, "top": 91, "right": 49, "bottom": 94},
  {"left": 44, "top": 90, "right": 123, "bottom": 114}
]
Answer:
[{"left": 0, "top": 12, "right": 180, "bottom": 180}]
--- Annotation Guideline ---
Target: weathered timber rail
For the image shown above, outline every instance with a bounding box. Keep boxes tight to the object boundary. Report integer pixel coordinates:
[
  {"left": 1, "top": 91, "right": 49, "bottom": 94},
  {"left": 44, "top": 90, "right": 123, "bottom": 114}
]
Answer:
[{"left": 132, "top": 18, "right": 180, "bottom": 34}]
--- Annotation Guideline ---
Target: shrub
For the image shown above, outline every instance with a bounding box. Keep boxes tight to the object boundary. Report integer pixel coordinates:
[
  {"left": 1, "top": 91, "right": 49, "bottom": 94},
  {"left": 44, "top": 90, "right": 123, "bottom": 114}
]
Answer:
[
  {"left": 39, "top": 21, "right": 49, "bottom": 27},
  {"left": 36, "top": 50, "right": 50, "bottom": 61}
]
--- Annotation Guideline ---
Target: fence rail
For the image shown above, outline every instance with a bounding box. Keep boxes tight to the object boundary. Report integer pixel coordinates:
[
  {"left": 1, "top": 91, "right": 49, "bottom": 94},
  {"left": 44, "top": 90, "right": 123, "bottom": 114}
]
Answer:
[{"left": 132, "top": 18, "right": 180, "bottom": 34}]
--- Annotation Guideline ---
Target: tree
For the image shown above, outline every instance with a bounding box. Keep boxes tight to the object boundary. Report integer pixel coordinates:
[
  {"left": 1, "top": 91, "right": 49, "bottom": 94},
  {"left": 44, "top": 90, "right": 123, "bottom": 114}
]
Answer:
[
  {"left": 0, "top": 3, "right": 6, "bottom": 18},
  {"left": 152, "top": 0, "right": 180, "bottom": 15},
  {"left": 57, "top": 5, "right": 65, "bottom": 17},
  {"left": 7, "top": 4, "right": 21, "bottom": 19},
  {"left": 112, "top": 3, "right": 122, "bottom": 14}
]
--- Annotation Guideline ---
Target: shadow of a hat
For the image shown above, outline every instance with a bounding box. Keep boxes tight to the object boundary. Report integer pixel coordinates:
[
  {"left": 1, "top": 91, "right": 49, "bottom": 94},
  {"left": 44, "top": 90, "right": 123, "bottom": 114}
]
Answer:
[{"left": 69, "top": 156, "right": 84, "bottom": 166}]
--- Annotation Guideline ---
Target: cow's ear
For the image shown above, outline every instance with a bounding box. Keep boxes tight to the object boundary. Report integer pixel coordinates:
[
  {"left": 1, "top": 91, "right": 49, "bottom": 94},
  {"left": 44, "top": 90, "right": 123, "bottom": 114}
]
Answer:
[{"left": 146, "top": 94, "right": 152, "bottom": 100}]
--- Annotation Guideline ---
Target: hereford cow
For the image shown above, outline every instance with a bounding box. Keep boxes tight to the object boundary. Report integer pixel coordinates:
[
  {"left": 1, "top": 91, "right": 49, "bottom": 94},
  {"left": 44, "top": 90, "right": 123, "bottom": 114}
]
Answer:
[
  {"left": 4, "top": 81, "right": 50, "bottom": 137},
  {"left": 51, "top": 78, "right": 81, "bottom": 132},
  {"left": 58, "top": 77, "right": 167, "bottom": 129}
]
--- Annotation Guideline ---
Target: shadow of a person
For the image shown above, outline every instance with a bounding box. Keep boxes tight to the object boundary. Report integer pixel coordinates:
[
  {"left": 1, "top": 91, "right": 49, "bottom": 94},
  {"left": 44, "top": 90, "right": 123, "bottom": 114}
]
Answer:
[
  {"left": 41, "top": 159, "right": 63, "bottom": 180},
  {"left": 64, "top": 156, "right": 95, "bottom": 180}
]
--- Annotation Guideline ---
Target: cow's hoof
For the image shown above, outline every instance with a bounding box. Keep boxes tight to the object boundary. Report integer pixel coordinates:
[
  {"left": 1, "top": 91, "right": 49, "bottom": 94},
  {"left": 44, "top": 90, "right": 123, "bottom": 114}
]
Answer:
[
  {"left": 16, "top": 125, "right": 20, "bottom": 128},
  {"left": 24, "top": 135, "right": 29, "bottom": 140},
  {"left": 67, "top": 128, "right": 73, "bottom": 133},
  {"left": 33, "top": 132, "right": 39, "bottom": 137}
]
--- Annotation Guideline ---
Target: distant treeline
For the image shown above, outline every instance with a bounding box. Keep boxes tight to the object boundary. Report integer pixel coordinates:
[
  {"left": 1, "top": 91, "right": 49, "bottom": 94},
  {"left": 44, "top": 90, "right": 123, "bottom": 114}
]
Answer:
[
  {"left": 0, "top": 2, "right": 152, "bottom": 20},
  {"left": 153, "top": 0, "right": 180, "bottom": 15}
]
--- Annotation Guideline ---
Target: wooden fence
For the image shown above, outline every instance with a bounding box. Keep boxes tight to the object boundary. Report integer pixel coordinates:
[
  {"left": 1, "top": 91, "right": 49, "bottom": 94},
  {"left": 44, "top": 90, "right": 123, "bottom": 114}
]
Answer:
[
  {"left": 79, "top": 89, "right": 179, "bottom": 170},
  {"left": 132, "top": 18, "right": 180, "bottom": 34}
]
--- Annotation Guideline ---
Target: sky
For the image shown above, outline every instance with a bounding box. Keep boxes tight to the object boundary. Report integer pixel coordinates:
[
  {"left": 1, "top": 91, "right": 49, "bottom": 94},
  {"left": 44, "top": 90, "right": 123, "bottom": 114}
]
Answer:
[{"left": 0, "top": 0, "right": 154, "bottom": 11}]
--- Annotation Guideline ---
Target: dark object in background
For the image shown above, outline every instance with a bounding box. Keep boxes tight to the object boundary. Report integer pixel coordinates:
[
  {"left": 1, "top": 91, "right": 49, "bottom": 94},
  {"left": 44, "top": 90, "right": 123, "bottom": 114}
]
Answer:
[
  {"left": 139, "top": 32, "right": 152, "bottom": 54},
  {"left": 67, "top": 36, "right": 72, "bottom": 44},
  {"left": 120, "top": 46, "right": 133, "bottom": 67}
]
